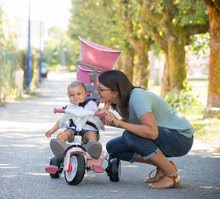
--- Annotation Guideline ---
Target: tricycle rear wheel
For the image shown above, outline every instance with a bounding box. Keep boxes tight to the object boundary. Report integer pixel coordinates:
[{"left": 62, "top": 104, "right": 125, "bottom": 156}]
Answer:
[{"left": 107, "top": 158, "right": 121, "bottom": 182}]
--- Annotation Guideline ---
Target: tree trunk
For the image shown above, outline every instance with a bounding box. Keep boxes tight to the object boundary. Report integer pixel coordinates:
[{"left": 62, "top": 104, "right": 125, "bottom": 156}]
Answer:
[
  {"left": 168, "top": 37, "right": 187, "bottom": 92},
  {"left": 132, "top": 38, "right": 150, "bottom": 88},
  {"left": 120, "top": 0, "right": 150, "bottom": 88},
  {"left": 160, "top": 55, "right": 170, "bottom": 97},
  {"left": 161, "top": 36, "right": 187, "bottom": 95},
  {"left": 118, "top": 47, "right": 134, "bottom": 82},
  {"left": 207, "top": 6, "right": 220, "bottom": 107}
]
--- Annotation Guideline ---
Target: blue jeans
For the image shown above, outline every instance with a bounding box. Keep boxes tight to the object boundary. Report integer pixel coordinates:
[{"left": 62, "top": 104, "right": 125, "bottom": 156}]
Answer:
[{"left": 106, "top": 126, "right": 193, "bottom": 162}]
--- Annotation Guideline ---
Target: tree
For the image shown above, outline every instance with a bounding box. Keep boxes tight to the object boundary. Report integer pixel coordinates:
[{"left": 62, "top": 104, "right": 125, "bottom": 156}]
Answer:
[
  {"left": 43, "top": 26, "right": 75, "bottom": 68},
  {"left": 68, "top": 0, "right": 151, "bottom": 87},
  {"left": 204, "top": 0, "right": 220, "bottom": 111},
  {"left": 120, "top": 0, "right": 151, "bottom": 87},
  {"left": 142, "top": 0, "right": 209, "bottom": 96},
  {"left": 68, "top": 0, "right": 128, "bottom": 72}
]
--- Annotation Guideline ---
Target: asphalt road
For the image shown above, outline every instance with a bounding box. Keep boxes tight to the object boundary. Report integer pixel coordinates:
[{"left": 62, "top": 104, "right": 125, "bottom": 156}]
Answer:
[{"left": 0, "top": 69, "right": 219, "bottom": 199}]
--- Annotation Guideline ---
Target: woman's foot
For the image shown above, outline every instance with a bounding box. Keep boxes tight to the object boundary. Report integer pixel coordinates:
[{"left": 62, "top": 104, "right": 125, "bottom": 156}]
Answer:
[
  {"left": 147, "top": 161, "right": 180, "bottom": 189},
  {"left": 148, "top": 173, "right": 181, "bottom": 189},
  {"left": 144, "top": 168, "right": 164, "bottom": 183},
  {"left": 145, "top": 161, "right": 177, "bottom": 183}
]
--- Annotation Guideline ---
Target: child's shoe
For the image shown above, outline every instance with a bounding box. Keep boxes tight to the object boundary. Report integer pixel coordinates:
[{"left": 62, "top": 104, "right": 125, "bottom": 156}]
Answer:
[
  {"left": 83, "top": 141, "right": 102, "bottom": 159},
  {"left": 50, "top": 139, "right": 70, "bottom": 158}
]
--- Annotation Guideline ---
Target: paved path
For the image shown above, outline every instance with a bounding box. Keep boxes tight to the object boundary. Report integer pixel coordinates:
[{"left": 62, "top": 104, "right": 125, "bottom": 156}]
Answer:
[{"left": 0, "top": 69, "right": 219, "bottom": 199}]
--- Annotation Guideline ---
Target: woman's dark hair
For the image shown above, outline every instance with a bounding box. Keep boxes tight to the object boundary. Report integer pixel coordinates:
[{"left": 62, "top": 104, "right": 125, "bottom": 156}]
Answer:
[{"left": 98, "top": 70, "right": 135, "bottom": 119}]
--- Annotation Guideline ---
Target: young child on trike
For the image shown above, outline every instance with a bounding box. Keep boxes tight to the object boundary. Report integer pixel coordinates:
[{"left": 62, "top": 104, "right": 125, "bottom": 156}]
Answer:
[{"left": 45, "top": 80, "right": 104, "bottom": 159}]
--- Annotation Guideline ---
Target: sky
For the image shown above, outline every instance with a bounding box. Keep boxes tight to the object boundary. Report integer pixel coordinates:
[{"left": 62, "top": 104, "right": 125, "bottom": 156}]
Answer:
[{"left": 0, "top": 0, "right": 71, "bottom": 29}]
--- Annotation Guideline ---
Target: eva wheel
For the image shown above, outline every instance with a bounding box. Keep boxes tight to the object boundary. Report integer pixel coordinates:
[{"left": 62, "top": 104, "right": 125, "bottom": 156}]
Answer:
[
  {"left": 64, "top": 154, "right": 86, "bottom": 185},
  {"left": 108, "top": 158, "right": 121, "bottom": 182}
]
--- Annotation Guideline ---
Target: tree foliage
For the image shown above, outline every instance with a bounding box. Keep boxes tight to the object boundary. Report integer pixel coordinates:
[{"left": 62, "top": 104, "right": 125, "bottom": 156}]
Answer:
[
  {"left": 43, "top": 26, "right": 75, "bottom": 69},
  {"left": 68, "top": 0, "right": 126, "bottom": 66},
  {"left": 141, "top": 0, "right": 209, "bottom": 95},
  {"left": 67, "top": 0, "right": 209, "bottom": 94}
]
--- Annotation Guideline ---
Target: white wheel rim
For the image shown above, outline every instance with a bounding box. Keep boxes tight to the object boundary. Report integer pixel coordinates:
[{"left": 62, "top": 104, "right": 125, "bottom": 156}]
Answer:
[{"left": 65, "top": 155, "right": 78, "bottom": 182}]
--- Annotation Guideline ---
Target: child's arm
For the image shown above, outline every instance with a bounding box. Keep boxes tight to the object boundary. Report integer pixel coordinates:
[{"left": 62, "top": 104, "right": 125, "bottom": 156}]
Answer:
[{"left": 45, "top": 121, "right": 60, "bottom": 138}]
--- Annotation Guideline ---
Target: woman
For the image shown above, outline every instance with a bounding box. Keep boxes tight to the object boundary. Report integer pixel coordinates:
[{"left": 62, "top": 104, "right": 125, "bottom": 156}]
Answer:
[{"left": 97, "top": 70, "right": 194, "bottom": 189}]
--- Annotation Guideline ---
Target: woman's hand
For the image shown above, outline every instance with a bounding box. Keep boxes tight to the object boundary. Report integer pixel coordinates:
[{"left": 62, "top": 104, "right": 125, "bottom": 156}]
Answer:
[{"left": 102, "top": 110, "right": 120, "bottom": 127}]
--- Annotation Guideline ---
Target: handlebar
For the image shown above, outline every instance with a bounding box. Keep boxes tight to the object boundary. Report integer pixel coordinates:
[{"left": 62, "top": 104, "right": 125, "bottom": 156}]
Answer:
[
  {"left": 94, "top": 111, "right": 106, "bottom": 117},
  {"left": 54, "top": 108, "right": 65, "bottom": 114}
]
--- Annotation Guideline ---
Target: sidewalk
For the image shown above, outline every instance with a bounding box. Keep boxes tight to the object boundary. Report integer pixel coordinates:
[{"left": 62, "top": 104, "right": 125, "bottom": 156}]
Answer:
[{"left": 0, "top": 68, "right": 219, "bottom": 199}]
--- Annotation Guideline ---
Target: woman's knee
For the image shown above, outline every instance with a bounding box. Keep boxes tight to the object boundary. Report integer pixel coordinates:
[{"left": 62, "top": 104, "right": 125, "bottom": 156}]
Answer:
[
  {"left": 106, "top": 139, "right": 114, "bottom": 153},
  {"left": 123, "top": 131, "right": 138, "bottom": 147},
  {"left": 106, "top": 136, "right": 125, "bottom": 154}
]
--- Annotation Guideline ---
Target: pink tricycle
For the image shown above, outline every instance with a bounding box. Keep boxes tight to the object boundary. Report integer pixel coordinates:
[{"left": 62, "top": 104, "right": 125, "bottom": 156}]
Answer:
[{"left": 45, "top": 37, "right": 122, "bottom": 186}]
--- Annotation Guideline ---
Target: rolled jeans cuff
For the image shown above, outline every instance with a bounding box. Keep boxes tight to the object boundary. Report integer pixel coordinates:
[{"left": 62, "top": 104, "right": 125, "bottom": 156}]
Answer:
[{"left": 129, "top": 148, "right": 161, "bottom": 163}]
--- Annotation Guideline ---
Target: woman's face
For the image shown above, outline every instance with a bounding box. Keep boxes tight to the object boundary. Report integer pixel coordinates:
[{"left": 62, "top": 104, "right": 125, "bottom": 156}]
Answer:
[{"left": 96, "top": 81, "right": 117, "bottom": 104}]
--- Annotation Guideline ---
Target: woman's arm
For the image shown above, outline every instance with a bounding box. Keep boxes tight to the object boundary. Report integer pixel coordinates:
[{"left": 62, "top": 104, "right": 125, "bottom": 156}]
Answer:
[{"left": 104, "top": 111, "right": 158, "bottom": 140}]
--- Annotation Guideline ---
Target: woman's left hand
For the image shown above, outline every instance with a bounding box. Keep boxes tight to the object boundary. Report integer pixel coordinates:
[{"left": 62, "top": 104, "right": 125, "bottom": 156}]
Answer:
[{"left": 103, "top": 111, "right": 120, "bottom": 127}]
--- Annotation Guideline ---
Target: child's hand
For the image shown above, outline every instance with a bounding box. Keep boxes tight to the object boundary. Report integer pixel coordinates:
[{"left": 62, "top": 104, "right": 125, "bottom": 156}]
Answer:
[
  {"left": 95, "top": 110, "right": 106, "bottom": 117},
  {"left": 45, "top": 129, "right": 53, "bottom": 138}
]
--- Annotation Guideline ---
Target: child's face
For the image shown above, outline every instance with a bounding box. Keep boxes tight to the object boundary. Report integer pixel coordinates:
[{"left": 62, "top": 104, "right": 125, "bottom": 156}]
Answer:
[{"left": 68, "top": 85, "right": 87, "bottom": 105}]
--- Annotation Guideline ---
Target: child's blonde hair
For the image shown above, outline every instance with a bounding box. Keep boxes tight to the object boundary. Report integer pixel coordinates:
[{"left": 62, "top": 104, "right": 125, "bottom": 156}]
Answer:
[{"left": 67, "top": 81, "right": 87, "bottom": 92}]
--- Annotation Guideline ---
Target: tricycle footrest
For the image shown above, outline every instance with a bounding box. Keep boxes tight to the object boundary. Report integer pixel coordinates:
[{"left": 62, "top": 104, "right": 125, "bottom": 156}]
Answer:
[
  {"left": 91, "top": 165, "right": 105, "bottom": 173},
  {"left": 45, "top": 165, "right": 59, "bottom": 174}
]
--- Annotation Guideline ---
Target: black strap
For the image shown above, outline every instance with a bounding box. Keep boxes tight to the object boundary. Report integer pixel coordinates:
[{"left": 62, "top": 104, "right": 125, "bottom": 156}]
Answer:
[
  {"left": 79, "top": 98, "right": 97, "bottom": 107},
  {"left": 63, "top": 98, "right": 97, "bottom": 109},
  {"left": 69, "top": 119, "right": 98, "bottom": 131},
  {"left": 62, "top": 105, "right": 67, "bottom": 109},
  {"left": 85, "top": 121, "right": 98, "bottom": 130}
]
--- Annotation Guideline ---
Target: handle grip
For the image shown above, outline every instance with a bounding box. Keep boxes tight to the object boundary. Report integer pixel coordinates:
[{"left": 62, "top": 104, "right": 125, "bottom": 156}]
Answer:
[
  {"left": 95, "top": 111, "right": 106, "bottom": 117},
  {"left": 54, "top": 108, "right": 65, "bottom": 114}
]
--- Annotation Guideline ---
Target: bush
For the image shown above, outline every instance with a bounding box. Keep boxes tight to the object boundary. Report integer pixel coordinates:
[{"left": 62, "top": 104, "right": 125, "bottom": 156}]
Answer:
[{"left": 164, "top": 87, "right": 203, "bottom": 114}]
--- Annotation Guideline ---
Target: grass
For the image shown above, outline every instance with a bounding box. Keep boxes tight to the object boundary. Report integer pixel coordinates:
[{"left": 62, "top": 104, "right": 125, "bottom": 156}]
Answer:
[{"left": 190, "top": 115, "right": 220, "bottom": 152}]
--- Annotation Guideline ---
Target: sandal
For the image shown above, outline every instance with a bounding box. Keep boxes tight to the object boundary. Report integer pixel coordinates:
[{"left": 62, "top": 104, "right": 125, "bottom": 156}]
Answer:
[
  {"left": 148, "top": 173, "right": 181, "bottom": 189},
  {"left": 144, "top": 168, "right": 164, "bottom": 183},
  {"left": 145, "top": 161, "right": 177, "bottom": 183}
]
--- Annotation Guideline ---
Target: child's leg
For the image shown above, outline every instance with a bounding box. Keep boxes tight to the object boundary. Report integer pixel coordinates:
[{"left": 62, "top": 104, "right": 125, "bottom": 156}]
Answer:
[
  {"left": 57, "top": 129, "right": 74, "bottom": 142},
  {"left": 83, "top": 131, "right": 98, "bottom": 143},
  {"left": 83, "top": 131, "right": 102, "bottom": 159},
  {"left": 50, "top": 130, "right": 74, "bottom": 158}
]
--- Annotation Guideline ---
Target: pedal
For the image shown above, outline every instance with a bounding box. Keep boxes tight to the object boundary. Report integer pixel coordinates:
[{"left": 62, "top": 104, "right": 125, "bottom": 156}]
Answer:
[
  {"left": 45, "top": 165, "right": 59, "bottom": 174},
  {"left": 91, "top": 165, "right": 105, "bottom": 173}
]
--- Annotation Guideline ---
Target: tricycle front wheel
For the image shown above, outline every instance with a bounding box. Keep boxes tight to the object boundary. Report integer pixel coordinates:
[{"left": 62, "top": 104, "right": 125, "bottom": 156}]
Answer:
[{"left": 64, "top": 154, "right": 86, "bottom": 185}]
